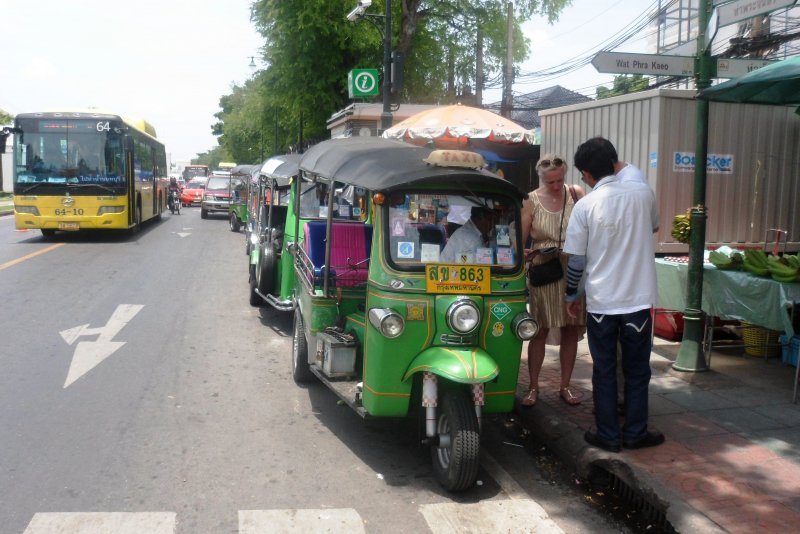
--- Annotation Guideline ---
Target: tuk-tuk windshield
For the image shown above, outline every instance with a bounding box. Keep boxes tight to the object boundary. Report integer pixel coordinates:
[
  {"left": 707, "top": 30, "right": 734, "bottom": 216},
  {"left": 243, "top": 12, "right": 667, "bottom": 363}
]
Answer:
[
  {"left": 387, "top": 191, "right": 520, "bottom": 270},
  {"left": 298, "top": 180, "right": 369, "bottom": 221}
]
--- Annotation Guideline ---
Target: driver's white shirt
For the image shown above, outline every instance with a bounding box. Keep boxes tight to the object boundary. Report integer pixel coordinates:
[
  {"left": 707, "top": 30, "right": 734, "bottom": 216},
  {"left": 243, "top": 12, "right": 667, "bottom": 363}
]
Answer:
[{"left": 440, "top": 219, "right": 482, "bottom": 263}]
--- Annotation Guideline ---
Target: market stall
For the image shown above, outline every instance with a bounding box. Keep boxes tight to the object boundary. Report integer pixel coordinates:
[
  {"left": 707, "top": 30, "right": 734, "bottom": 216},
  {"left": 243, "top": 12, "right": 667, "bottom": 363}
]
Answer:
[{"left": 656, "top": 258, "right": 800, "bottom": 401}]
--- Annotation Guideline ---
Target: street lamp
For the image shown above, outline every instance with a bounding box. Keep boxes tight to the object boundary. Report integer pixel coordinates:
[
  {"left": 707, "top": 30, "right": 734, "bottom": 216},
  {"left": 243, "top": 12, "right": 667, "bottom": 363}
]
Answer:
[
  {"left": 248, "top": 56, "right": 257, "bottom": 69},
  {"left": 347, "top": 0, "right": 393, "bottom": 133}
]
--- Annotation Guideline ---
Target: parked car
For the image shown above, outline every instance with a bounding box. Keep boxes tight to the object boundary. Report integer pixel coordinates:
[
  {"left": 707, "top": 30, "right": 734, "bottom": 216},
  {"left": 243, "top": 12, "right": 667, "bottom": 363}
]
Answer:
[{"left": 180, "top": 179, "right": 205, "bottom": 206}]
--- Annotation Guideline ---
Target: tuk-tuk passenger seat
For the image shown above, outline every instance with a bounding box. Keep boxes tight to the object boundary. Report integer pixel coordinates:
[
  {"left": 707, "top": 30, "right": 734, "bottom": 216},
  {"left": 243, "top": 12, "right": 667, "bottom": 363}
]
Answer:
[{"left": 303, "top": 221, "right": 373, "bottom": 287}]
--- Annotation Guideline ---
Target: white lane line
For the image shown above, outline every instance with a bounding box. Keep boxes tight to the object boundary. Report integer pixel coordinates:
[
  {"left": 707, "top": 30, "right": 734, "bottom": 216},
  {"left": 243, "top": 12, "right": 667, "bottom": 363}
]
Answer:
[
  {"left": 23, "top": 512, "right": 175, "bottom": 534},
  {"left": 239, "top": 509, "right": 365, "bottom": 533}
]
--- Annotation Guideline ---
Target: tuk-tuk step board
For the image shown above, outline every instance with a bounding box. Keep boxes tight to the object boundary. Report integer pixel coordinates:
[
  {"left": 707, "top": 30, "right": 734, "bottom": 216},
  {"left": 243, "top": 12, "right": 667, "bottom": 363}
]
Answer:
[{"left": 309, "top": 366, "right": 368, "bottom": 418}]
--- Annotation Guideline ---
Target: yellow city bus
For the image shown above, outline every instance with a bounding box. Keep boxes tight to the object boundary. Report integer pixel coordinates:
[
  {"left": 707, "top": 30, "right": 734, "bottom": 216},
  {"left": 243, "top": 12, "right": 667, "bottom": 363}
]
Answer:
[{"left": 12, "top": 110, "right": 168, "bottom": 236}]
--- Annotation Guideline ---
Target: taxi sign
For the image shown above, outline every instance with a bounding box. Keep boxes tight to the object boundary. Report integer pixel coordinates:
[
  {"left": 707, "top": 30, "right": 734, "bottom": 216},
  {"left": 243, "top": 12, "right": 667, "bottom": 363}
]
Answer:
[
  {"left": 425, "top": 264, "right": 491, "bottom": 294},
  {"left": 423, "top": 150, "right": 485, "bottom": 169}
]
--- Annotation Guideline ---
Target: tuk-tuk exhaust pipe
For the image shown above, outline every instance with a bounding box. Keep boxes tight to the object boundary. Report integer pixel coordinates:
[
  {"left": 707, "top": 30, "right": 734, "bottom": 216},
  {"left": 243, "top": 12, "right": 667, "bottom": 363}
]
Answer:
[{"left": 422, "top": 372, "right": 438, "bottom": 438}]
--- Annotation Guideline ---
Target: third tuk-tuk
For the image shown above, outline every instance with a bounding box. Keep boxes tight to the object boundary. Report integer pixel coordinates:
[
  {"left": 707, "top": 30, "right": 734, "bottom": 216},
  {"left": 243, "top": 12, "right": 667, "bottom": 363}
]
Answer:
[{"left": 288, "top": 137, "right": 538, "bottom": 491}]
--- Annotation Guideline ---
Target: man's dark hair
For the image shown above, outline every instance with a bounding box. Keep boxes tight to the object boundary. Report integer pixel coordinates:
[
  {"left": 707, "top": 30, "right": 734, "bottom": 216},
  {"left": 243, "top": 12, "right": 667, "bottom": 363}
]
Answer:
[
  {"left": 585, "top": 137, "right": 619, "bottom": 164},
  {"left": 574, "top": 139, "right": 615, "bottom": 180}
]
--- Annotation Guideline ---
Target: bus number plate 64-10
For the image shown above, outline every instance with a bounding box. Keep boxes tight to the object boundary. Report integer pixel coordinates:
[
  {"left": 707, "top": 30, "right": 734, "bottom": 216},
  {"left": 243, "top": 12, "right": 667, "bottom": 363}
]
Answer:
[{"left": 425, "top": 264, "right": 490, "bottom": 294}]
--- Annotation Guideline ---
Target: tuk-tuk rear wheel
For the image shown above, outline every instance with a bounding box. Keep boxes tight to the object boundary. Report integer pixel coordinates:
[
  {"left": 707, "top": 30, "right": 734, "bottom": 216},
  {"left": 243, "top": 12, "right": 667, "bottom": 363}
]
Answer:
[
  {"left": 248, "top": 264, "right": 263, "bottom": 307},
  {"left": 292, "top": 311, "right": 314, "bottom": 383},
  {"left": 431, "top": 391, "right": 480, "bottom": 492}
]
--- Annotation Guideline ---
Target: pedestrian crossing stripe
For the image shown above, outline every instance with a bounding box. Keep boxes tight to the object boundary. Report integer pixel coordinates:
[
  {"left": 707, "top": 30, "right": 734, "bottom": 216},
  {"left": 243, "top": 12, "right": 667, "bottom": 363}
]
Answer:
[
  {"left": 239, "top": 509, "right": 365, "bottom": 533},
  {"left": 23, "top": 512, "right": 176, "bottom": 534}
]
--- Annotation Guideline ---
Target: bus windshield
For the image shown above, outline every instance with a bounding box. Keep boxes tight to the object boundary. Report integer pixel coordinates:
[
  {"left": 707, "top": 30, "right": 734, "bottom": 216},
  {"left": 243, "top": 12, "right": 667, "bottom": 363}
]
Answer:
[
  {"left": 13, "top": 118, "right": 125, "bottom": 187},
  {"left": 183, "top": 166, "right": 208, "bottom": 181}
]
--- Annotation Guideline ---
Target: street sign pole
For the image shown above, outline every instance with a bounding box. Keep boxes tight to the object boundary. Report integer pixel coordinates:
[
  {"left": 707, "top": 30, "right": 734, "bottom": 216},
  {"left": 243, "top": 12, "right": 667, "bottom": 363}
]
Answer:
[{"left": 674, "top": 0, "right": 713, "bottom": 372}]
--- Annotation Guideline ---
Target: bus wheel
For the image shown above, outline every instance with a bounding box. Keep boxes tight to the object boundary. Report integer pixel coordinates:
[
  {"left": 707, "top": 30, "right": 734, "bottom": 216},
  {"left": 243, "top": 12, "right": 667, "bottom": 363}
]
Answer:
[
  {"left": 41, "top": 229, "right": 56, "bottom": 238},
  {"left": 230, "top": 213, "right": 241, "bottom": 232},
  {"left": 292, "top": 310, "right": 314, "bottom": 383},
  {"left": 248, "top": 264, "right": 263, "bottom": 307},
  {"left": 431, "top": 390, "right": 481, "bottom": 492}
]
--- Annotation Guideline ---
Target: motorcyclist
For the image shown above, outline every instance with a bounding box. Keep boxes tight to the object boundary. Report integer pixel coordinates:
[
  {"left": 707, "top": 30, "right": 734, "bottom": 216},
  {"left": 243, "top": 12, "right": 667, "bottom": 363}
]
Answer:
[{"left": 168, "top": 177, "right": 181, "bottom": 209}]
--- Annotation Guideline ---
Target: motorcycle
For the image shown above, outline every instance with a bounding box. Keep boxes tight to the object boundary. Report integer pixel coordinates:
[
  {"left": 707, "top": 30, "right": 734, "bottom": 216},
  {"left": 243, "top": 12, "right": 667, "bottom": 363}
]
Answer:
[{"left": 169, "top": 189, "right": 181, "bottom": 215}]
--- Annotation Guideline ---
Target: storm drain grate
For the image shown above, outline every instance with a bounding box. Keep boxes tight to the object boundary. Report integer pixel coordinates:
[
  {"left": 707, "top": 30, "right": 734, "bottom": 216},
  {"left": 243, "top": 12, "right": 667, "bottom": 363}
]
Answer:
[{"left": 608, "top": 470, "right": 677, "bottom": 533}]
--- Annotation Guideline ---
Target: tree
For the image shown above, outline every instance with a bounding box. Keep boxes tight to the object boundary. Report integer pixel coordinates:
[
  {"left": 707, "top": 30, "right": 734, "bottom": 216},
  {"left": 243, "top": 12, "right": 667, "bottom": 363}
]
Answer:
[
  {"left": 596, "top": 74, "right": 651, "bottom": 99},
  {"left": 0, "top": 108, "right": 12, "bottom": 125},
  {"left": 213, "top": 0, "right": 573, "bottom": 159}
]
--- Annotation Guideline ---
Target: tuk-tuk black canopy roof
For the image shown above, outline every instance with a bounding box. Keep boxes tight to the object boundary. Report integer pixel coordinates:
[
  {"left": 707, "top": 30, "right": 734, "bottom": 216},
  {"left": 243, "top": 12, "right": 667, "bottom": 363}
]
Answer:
[
  {"left": 299, "top": 137, "right": 525, "bottom": 198},
  {"left": 230, "top": 164, "right": 260, "bottom": 179},
  {"left": 260, "top": 154, "right": 302, "bottom": 186}
]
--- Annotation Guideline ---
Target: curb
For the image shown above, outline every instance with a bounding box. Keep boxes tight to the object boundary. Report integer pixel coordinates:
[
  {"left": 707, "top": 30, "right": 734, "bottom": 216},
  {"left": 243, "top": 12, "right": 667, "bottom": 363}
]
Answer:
[{"left": 513, "top": 396, "right": 725, "bottom": 534}]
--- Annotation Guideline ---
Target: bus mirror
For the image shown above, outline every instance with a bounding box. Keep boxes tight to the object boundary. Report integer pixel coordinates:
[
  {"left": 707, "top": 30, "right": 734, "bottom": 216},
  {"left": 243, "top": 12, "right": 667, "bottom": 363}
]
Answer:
[{"left": 0, "top": 127, "right": 23, "bottom": 153}]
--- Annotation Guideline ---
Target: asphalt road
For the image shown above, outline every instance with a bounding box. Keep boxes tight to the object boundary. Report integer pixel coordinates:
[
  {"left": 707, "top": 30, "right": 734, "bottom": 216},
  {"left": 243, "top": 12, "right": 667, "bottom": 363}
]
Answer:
[{"left": 0, "top": 209, "right": 627, "bottom": 534}]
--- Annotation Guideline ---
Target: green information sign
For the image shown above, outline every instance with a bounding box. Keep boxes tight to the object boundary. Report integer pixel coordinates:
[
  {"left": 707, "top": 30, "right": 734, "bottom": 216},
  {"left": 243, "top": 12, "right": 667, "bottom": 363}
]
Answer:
[{"left": 348, "top": 69, "right": 379, "bottom": 98}]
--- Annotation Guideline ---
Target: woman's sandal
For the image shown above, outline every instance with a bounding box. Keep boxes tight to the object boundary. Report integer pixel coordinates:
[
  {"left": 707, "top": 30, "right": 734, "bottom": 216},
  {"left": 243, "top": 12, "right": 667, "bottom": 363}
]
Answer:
[
  {"left": 521, "top": 388, "right": 539, "bottom": 407},
  {"left": 559, "top": 385, "right": 583, "bottom": 406}
]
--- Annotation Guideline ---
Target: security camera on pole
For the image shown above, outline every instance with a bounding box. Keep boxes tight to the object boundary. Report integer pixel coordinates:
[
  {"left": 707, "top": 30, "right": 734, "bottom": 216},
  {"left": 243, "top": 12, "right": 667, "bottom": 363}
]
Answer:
[{"left": 346, "top": 0, "right": 395, "bottom": 134}]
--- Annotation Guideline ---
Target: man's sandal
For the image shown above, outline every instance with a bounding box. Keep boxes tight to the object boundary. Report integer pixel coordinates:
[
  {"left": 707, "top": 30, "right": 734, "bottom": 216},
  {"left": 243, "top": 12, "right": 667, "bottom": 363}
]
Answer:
[
  {"left": 521, "top": 388, "right": 539, "bottom": 407},
  {"left": 559, "top": 385, "right": 583, "bottom": 406}
]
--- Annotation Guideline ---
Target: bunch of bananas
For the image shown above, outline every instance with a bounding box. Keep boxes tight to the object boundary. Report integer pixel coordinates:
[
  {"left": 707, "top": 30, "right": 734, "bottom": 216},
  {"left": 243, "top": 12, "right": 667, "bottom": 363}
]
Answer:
[
  {"left": 766, "top": 254, "right": 800, "bottom": 283},
  {"left": 709, "top": 250, "right": 743, "bottom": 270},
  {"left": 743, "top": 250, "right": 771, "bottom": 277},
  {"left": 671, "top": 210, "right": 691, "bottom": 244}
]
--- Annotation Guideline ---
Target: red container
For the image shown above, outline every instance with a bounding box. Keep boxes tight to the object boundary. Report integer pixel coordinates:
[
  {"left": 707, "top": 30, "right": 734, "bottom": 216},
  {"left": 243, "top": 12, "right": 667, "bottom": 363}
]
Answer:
[{"left": 654, "top": 309, "right": 684, "bottom": 341}]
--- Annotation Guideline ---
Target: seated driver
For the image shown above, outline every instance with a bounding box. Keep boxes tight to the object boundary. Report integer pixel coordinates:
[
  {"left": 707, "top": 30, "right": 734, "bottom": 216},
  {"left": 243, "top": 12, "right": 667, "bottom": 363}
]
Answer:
[{"left": 439, "top": 206, "right": 495, "bottom": 264}]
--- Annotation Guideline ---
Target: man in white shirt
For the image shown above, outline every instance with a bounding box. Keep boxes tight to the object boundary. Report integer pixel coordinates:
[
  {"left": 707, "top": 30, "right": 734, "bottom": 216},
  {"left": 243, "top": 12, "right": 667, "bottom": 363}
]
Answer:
[
  {"left": 562, "top": 138, "right": 663, "bottom": 453},
  {"left": 440, "top": 206, "right": 494, "bottom": 263}
]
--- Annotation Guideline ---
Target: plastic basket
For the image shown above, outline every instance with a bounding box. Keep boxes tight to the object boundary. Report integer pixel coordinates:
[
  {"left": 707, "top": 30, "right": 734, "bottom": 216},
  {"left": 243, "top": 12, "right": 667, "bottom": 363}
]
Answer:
[{"left": 741, "top": 322, "right": 781, "bottom": 358}]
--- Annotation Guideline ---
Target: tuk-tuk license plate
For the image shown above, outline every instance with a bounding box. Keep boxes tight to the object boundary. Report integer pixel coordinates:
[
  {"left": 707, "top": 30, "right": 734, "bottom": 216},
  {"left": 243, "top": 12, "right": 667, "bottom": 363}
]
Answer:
[
  {"left": 425, "top": 264, "right": 491, "bottom": 294},
  {"left": 58, "top": 222, "right": 80, "bottom": 231}
]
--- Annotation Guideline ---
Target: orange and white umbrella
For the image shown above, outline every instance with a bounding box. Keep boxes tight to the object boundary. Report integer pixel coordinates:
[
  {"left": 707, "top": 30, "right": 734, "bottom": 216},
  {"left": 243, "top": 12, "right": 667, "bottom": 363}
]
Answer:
[{"left": 382, "top": 103, "right": 535, "bottom": 149}]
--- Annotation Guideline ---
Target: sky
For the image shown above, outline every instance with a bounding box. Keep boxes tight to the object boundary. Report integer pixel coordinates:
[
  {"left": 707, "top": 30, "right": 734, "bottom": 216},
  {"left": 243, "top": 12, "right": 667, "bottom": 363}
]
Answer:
[{"left": 1, "top": 0, "right": 651, "bottom": 164}]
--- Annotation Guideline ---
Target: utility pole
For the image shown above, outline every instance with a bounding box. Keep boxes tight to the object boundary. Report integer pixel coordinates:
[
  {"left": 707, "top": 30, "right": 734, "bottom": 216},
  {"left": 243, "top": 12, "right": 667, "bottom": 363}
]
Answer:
[
  {"left": 380, "top": 0, "right": 393, "bottom": 132},
  {"left": 501, "top": 1, "right": 514, "bottom": 118},
  {"left": 674, "top": 0, "right": 712, "bottom": 372},
  {"left": 476, "top": 27, "right": 484, "bottom": 106}
]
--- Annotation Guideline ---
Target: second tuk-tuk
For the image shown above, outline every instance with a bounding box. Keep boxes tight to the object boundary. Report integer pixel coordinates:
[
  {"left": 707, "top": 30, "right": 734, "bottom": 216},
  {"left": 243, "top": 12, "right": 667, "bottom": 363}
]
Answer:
[{"left": 288, "top": 137, "right": 538, "bottom": 491}]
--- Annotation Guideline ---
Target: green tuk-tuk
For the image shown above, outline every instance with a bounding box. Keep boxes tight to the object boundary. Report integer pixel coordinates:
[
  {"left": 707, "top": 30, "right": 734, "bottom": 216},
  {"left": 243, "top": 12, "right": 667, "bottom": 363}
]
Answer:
[
  {"left": 228, "top": 164, "right": 260, "bottom": 232},
  {"left": 248, "top": 154, "right": 303, "bottom": 308},
  {"left": 289, "top": 137, "right": 537, "bottom": 491}
]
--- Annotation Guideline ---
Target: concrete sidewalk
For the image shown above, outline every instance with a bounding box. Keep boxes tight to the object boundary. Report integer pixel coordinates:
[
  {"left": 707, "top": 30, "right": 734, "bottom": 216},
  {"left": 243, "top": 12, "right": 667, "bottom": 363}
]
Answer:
[{"left": 514, "top": 337, "right": 800, "bottom": 533}]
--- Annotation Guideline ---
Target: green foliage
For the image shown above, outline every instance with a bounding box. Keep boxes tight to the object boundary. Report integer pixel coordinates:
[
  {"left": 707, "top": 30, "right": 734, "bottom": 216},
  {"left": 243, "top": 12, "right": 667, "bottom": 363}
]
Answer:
[
  {"left": 596, "top": 74, "right": 651, "bottom": 99},
  {"left": 192, "top": 145, "right": 231, "bottom": 169},
  {"left": 0, "top": 108, "right": 13, "bottom": 125}
]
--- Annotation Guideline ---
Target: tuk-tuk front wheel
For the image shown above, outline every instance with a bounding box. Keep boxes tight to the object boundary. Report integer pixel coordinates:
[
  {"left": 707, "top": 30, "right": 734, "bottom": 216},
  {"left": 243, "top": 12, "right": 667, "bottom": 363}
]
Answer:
[
  {"left": 292, "top": 310, "right": 314, "bottom": 383},
  {"left": 431, "top": 391, "right": 480, "bottom": 492},
  {"left": 230, "top": 213, "right": 241, "bottom": 232}
]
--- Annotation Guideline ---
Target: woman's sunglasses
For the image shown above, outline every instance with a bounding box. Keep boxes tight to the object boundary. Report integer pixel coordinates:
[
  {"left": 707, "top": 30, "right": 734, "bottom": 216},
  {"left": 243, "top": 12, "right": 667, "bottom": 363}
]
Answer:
[{"left": 537, "top": 158, "right": 564, "bottom": 168}]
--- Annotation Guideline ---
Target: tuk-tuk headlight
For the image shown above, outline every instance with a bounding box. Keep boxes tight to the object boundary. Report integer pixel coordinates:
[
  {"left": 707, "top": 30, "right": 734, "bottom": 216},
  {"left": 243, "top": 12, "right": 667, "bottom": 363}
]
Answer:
[
  {"left": 512, "top": 313, "right": 539, "bottom": 340},
  {"left": 447, "top": 299, "right": 480, "bottom": 334},
  {"left": 368, "top": 308, "right": 405, "bottom": 338}
]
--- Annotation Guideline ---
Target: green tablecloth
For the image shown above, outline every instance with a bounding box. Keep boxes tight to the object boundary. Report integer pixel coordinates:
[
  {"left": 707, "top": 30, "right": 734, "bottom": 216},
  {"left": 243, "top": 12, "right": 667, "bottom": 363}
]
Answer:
[{"left": 656, "top": 259, "right": 800, "bottom": 336}]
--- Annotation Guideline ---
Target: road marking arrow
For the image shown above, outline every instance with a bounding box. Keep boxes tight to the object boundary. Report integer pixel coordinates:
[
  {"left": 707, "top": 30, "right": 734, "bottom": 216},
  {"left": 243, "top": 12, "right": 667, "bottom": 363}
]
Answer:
[
  {"left": 176, "top": 232, "right": 191, "bottom": 238},
  {"left": 60, "top": 304, "right": 144, "bottom": 388}
]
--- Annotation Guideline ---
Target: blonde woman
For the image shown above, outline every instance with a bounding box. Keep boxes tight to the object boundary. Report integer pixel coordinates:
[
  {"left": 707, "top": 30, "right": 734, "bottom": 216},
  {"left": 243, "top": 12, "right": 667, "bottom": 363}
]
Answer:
[{"left": 519, "top": 154, "right": 586, "bottom": 406}]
